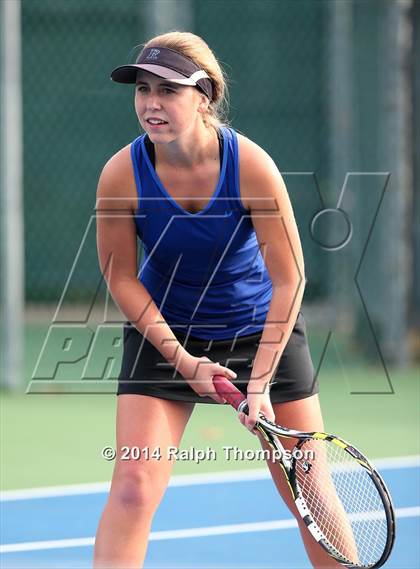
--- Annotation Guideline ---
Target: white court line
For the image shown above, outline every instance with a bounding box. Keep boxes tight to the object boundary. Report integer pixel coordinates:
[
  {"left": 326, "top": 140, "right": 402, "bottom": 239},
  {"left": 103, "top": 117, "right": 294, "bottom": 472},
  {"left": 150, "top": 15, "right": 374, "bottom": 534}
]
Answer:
[
  {"left": 1, "top": 454, "right": 419, "bottom": 502},
  {"left": 1, "top": 506, "right": 419, "bottom": 554}
]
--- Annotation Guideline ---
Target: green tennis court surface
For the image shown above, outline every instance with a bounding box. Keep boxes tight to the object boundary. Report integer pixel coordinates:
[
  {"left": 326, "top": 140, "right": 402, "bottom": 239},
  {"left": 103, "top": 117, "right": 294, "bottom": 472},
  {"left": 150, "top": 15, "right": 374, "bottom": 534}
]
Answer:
[
  {"left": 1, "top": 365, "right": 418, "bottom": 490},
  {"left": 1, "top": 322, "right": 419, "bottom": 490}
]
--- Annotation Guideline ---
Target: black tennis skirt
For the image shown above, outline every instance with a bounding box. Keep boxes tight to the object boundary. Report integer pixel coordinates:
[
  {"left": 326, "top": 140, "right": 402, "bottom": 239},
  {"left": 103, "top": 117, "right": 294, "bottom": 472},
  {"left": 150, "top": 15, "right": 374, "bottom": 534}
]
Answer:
[{"left": 117, "top": 312, "right": 318, "bottom": 404}]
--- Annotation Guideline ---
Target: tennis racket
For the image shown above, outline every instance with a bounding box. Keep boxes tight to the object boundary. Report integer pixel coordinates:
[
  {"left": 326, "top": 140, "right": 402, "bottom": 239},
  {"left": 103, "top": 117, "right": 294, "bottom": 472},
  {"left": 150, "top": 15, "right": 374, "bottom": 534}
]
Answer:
[{"left": 213, "top": 375, "right": 395, "bottom": 568}]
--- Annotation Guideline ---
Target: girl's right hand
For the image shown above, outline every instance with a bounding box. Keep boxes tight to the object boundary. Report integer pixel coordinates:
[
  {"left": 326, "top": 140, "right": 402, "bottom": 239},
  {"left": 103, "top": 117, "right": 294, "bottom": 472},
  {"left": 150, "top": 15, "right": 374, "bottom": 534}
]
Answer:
[{"left": 176, "top": 354, "right": 237, "bottom": 404}]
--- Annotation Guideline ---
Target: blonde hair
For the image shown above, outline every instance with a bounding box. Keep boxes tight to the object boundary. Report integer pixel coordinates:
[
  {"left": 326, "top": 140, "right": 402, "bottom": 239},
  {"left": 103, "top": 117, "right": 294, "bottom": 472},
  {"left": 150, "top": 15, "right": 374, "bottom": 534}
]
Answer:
[{"left": 142, "top": 31, "right": 229, "bottom": 129}]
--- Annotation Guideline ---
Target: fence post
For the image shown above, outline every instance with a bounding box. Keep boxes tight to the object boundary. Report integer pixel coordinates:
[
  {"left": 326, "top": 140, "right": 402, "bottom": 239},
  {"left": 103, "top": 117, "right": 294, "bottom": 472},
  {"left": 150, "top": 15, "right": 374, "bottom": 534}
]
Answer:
[{"left": 1, "top": 0, "right": 24, "bottom": 392}]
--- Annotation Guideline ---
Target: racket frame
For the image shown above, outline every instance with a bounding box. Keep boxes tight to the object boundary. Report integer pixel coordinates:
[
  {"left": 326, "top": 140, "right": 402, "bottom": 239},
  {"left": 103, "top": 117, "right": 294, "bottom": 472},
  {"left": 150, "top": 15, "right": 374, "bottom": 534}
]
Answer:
[{"left": 234, "top": 399, "right": 396, "bottom": 568}]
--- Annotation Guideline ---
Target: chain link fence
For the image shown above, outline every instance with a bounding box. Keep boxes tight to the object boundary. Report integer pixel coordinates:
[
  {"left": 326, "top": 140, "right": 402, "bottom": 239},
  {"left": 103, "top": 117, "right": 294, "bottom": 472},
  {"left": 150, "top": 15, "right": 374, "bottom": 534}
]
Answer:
[{"left": 23, "top": 0, "right": 329, "bottom": 303}]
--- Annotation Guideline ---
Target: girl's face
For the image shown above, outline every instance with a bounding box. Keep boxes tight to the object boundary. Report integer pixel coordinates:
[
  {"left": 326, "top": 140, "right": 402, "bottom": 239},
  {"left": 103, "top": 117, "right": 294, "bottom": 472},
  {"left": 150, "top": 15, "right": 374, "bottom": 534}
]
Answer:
[{"left": 134, "top": 70, "right": 206, "bottom": 143}]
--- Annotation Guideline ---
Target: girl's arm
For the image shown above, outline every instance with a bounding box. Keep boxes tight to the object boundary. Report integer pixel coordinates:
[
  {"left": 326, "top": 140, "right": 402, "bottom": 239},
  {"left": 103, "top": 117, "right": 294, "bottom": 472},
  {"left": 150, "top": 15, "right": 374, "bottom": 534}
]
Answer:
[
  {"left": 238, "top": 135, "right": 306, "bottom": 425},
  {"left": 96, "top": 147, "right": 192, "bottom": 375},
  {"left": 95, "top": 146, "right": 236, "bottom": 401}
]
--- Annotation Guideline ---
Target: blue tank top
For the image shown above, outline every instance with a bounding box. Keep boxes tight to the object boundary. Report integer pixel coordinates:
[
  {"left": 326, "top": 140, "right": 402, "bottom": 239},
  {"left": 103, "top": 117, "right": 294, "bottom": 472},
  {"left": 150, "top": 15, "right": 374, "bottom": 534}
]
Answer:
[{"left": 131, "top": 126, "right": 273, "bottom": 340}]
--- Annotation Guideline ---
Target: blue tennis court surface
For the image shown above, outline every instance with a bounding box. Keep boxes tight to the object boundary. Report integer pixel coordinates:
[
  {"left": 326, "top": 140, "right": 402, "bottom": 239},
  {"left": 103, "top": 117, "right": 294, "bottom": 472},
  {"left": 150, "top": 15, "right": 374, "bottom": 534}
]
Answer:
[{"left": 1, "top": 456, "right": 419, "bottom": 568}]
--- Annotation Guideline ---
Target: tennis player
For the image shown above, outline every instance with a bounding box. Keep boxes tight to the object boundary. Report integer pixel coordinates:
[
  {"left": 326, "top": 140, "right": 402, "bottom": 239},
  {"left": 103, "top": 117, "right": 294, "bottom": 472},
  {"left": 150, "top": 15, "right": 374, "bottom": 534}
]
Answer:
[{"left": 94, "top": 31, "right": 334, "bottom": 569}]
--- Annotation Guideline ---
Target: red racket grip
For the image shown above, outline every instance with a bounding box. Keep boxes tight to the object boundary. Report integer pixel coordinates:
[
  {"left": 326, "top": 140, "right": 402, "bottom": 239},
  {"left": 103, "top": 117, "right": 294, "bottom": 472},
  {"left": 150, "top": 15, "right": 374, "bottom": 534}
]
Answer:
[{"left": 213, "top": 375, "right": 247, "bottom": 411}]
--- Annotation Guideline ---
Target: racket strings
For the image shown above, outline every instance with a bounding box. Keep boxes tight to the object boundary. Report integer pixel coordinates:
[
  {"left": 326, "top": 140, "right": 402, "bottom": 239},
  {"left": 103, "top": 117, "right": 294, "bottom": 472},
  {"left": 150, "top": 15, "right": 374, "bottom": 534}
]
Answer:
[{"left": 295, "top": 440, "right": 388, "bottom": 566}]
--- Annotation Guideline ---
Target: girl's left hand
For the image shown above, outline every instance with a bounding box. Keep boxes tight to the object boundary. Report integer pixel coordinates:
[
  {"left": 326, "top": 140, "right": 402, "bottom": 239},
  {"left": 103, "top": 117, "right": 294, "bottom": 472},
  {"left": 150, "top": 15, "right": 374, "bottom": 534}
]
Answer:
[{"left": 238, "top": 381, "right": 275, "bottom": 433}]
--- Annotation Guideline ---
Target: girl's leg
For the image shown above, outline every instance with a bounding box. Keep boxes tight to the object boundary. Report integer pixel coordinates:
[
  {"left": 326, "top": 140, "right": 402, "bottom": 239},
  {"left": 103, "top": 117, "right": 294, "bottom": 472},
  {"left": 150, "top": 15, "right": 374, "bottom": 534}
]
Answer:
[
  {"left": 260, "top": 395, "right": 342, "bottom": 569},
  {"left": 93, "top": 394, "right": 194, "bottom": 569}
]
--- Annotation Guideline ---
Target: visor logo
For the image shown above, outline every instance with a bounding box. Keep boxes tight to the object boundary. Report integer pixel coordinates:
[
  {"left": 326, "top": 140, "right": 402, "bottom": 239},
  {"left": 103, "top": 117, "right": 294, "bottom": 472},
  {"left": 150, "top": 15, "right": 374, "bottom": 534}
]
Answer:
[{"left": 146, "top": 49, "right": 160, "bottom": 60}]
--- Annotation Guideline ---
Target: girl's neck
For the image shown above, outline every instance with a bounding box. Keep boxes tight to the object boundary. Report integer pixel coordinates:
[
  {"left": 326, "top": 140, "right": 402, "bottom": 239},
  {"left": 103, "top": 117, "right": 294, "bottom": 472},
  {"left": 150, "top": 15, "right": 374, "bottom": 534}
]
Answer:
[{"left": 154, "top": 122, "right": 218, "bottom": 169}]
